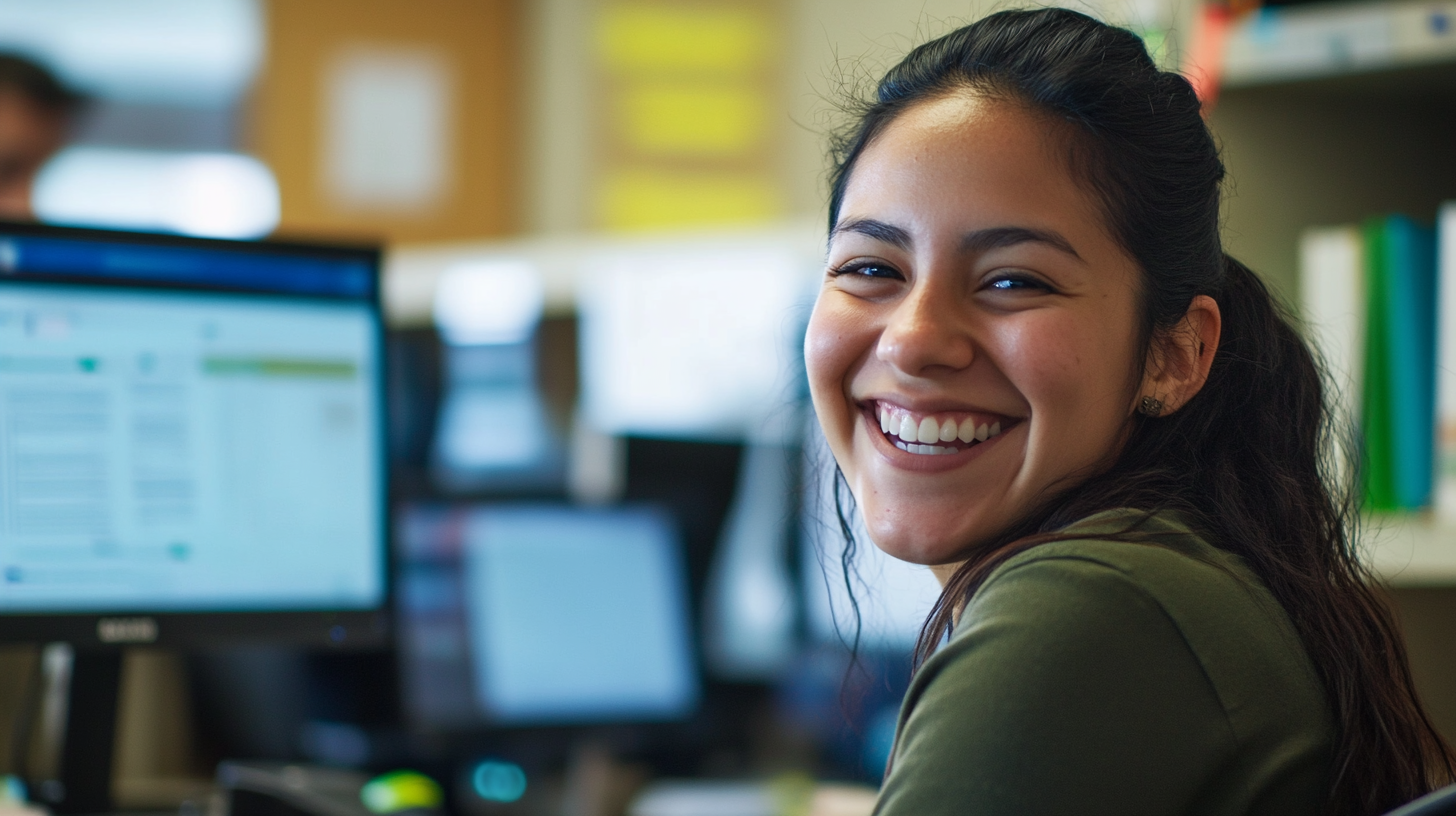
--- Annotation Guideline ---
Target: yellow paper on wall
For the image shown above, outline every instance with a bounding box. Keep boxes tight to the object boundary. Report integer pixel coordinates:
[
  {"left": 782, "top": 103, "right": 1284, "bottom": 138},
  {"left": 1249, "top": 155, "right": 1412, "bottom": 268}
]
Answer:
[
  {"left": 596, "top": 168, "right": 781, "bottom": 231},
  {"left": 597, "top": 4, "right": 771, "bottom": 76},
  {"left": 618, "top": 81, "right": 767, "bottom": 157}
]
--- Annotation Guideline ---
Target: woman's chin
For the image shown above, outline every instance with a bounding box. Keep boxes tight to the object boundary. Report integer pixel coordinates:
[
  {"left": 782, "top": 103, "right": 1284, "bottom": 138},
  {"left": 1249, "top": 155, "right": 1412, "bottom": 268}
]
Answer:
[{"left": 864, "top": 511, "right": 989, "bottom": 566}]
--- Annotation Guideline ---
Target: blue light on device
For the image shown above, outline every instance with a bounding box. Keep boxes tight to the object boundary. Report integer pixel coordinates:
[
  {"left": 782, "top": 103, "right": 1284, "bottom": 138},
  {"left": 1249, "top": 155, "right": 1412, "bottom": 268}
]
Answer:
[{"left": 471, "top": 761, "right": 526, "bottom": 803}]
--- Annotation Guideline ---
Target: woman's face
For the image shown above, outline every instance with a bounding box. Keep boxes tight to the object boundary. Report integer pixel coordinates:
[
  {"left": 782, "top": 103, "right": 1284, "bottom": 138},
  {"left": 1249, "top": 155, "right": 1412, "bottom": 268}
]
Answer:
[{"left": 805, "top": 93, "right": 1146, "bottom": 566}]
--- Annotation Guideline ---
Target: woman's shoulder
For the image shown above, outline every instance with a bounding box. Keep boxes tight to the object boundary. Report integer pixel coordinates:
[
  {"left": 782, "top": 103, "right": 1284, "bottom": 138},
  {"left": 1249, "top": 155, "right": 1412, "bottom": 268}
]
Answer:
[
  {"left": 980, "top": 508, "right": 1311, "bottom": 669},
  {"left": 996, "top": 507, "right": 1245, "bottom": 578},
  {"left": 886, "top": 509, "right": 1332, "bottom": 815},
  {"left": 966, "top": 507, "right": 1330, "bottom": 752},
  {"left": 988, "top": 508, "right": 1284, "bottom": 624}
]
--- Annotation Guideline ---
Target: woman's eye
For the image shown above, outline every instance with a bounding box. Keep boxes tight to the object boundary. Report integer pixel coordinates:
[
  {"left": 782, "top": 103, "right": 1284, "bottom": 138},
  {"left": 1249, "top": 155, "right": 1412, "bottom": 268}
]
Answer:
[
  {"left": 985, "top": 273, "right": 1052, "bottom": 293},
  {"left": 832, "top": 261, "right": 904, "bottom": 280}
]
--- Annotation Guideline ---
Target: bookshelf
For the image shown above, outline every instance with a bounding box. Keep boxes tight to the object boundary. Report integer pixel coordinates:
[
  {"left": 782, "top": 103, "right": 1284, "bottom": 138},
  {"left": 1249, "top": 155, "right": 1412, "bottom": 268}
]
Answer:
[
  {"left": 1213, "top": 61, "right": 1456, "bottom": 304},
  {"left": 1213, "top": 0, "right": 1456, "bottom": 299},
  {"left": 1366, "top": 514, "right": 1456, "bottom": 585},
  {"left": 1208, "top": 1, "right": 1456, "bottom": 589},
  {"left": 1215, "top": 1, "right": 1456, "bottom": 739},
  {"left": 1222, "top": 0, "right": 1456, "bottom": 87}
]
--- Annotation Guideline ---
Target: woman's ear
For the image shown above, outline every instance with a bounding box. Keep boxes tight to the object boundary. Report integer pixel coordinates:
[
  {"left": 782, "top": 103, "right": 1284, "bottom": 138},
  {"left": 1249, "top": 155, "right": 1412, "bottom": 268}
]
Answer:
[{"left": 1137, "top": 294, "right": 1221, "bottom": 416}]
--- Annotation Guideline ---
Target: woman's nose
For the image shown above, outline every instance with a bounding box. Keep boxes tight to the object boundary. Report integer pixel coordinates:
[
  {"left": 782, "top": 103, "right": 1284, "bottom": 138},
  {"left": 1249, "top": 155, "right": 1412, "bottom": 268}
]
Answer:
[{"left": 876, "top": 285, "right": 975, "bottom": 376}]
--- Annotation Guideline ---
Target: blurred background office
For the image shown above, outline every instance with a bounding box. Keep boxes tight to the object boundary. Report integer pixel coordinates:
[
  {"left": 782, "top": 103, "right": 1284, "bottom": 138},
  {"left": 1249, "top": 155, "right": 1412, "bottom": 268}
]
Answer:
[{"left": 3, "top": 0, "right": 1456, "bottom": 815}]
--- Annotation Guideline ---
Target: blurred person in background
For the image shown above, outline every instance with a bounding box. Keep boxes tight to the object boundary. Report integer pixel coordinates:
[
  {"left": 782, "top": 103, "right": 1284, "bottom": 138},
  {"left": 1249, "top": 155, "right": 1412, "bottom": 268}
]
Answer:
[{"left": 0, "top": 53, "right": 79, "bottom": 219}]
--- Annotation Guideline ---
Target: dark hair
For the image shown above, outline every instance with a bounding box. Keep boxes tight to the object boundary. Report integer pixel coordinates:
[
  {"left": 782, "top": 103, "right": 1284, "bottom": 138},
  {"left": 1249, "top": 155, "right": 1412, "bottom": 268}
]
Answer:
[
  {"left": 0, "top": 53, "right": 81, "bottom": 116},
  {"left": 825, "top": 8, "right": 1452, "bottom": 814}
]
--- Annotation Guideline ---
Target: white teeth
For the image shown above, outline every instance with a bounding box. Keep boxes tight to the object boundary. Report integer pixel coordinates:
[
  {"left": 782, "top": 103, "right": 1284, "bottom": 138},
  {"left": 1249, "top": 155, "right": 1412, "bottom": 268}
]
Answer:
[
  {"left": 895, "top": 440, "right": 958, "bottom": 455},
  {"left": 897, "top": 415, "right": 918, "bottom": 442},
  {"left": 877, "top": 404, "right": 1010, "bottom": 449},
  {"left": 916, "top": 417, "right": 939, "bottom": 443},
  {"left": 957, "top": 417, "right": 976, "bottom": 444}
]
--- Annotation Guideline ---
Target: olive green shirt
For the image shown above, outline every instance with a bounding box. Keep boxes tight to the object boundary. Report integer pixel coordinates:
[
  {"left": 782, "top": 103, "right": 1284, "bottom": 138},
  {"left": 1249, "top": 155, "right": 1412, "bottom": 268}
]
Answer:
[{"left": 875, "top": 509, "right": 1333, "bottom": 816}]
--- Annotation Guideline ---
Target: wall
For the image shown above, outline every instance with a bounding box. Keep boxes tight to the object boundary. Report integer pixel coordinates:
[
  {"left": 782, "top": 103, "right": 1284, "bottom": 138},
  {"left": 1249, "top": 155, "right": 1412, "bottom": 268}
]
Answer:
[
  {"left": 783, "top": 0, "right": 1196, "bottom": 220},
  {"left": 1389, "top": 589, "right": 1456, "bottom": 747},
  {"left": 525, "top": 0, "right": 1192, "bottom": 236}
]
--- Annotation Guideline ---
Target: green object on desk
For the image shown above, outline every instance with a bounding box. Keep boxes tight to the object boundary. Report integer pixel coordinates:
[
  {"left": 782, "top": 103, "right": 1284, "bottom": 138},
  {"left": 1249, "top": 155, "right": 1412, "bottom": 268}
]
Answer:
[
  {"left": 0, "top": 775, "right": 26, "bottom": 805},
  {"left": 359, "top": 770, "right": 443, "bottom": 814},
  {"left": 768, "top": 772, "right": 814, "bottom": 816}
]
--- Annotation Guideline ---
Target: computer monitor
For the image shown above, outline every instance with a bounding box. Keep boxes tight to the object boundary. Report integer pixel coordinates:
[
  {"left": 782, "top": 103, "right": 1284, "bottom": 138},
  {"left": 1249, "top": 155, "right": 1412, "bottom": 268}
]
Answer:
[
  {"left": 0, "top": 222, "right": 389, "bottom": 646},
  {"left": 397, "top": 503, "right": 698, "bottom": 730},
  {"left": 576, "top": 244, "right": 812, "bottom": 442}
]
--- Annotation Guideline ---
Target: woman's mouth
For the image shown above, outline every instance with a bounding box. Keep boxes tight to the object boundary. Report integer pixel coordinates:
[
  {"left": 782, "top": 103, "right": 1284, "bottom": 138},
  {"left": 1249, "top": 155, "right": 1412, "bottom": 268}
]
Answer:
[{"left": 865, "top": 400, "right": 1012, "bottom": 456}]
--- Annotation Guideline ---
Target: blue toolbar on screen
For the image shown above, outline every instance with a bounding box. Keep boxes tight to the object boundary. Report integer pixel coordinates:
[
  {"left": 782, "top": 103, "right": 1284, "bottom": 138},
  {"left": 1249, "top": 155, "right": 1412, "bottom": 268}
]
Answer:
[
  {"left": 0, "top": 233, "right": 384, "bottom": 612},
  {"left": 0, "top": 234, "right": 375, "bottom": 298}
]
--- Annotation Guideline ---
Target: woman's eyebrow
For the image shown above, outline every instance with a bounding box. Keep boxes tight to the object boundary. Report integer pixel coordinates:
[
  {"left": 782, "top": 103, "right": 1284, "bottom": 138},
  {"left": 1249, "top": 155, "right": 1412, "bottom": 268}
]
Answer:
[
  {"left": 831, "top": 220, "right": 1083, "bottom": 261},
  {"left": 961, "top": 226, "right": 1083, "bottom": 260},
  {"left": 831, "top": 218, "right": 912, "bottom": 249}
]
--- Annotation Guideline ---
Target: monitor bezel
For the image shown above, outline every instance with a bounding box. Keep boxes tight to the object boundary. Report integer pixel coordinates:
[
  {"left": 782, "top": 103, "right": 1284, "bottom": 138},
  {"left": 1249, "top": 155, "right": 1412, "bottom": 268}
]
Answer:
[{"left": 0, "top": 221, "right": 393, "bottom": 649}]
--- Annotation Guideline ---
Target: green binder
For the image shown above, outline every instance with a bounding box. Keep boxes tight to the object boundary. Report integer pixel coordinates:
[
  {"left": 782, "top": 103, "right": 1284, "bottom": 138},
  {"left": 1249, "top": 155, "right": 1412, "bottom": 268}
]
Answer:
[{"left": 1362, "top": 218, "right": 1396, "bottom": 510}]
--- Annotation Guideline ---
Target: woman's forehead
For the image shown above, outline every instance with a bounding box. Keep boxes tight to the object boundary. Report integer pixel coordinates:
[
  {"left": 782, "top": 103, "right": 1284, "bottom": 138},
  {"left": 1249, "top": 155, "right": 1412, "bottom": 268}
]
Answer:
[{"left": 837, "top": 95, "right": 1105, "bottom": 245}]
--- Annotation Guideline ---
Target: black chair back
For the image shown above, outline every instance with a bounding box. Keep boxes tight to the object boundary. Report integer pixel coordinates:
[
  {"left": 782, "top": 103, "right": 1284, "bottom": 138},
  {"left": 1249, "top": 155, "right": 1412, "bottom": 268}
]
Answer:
[{"left": 1387, "top": 783, "right": 1456, "bottom": 816}]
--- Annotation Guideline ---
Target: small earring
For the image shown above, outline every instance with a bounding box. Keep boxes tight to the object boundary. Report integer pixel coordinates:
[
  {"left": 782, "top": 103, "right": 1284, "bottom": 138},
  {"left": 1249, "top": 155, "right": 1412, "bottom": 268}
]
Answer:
[{"left": 1138, "top": 396, "right": 1164, "bottom": 417}]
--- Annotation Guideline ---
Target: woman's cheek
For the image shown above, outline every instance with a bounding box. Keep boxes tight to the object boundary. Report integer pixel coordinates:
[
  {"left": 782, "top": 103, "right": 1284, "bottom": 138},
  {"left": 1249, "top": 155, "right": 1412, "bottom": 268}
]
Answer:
[
  {"left": 805, "top": 297, "right": 865, "bottom": 396},
  {"left": 1005, "top": 313, "right": 1137, "bottom": 463},
  {"left": 802, "top": 310, "right": 835, "bottom": 386},
  {"left": 994, "top": 316, "right": 1085, "bottom": 400}
]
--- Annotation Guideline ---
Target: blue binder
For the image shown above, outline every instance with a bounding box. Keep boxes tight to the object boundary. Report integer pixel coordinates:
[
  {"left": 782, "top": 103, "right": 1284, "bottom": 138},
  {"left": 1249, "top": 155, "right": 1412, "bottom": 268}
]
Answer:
[{"left": 1378, "top": 215, "right": 1437, "bottom": 508}]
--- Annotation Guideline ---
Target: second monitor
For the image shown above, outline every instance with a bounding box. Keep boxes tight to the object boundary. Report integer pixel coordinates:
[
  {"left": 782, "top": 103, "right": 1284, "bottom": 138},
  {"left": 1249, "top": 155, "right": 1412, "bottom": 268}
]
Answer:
[{"left": 398, "top": 503, "right": 698, "bottom": 729}]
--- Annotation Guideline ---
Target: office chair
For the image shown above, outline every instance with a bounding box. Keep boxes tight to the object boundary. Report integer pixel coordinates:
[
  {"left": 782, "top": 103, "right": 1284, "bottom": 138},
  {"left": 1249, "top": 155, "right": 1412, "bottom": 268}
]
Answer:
[{"left": 1388, "top": 783, "right": 1456, "bottom": 816}]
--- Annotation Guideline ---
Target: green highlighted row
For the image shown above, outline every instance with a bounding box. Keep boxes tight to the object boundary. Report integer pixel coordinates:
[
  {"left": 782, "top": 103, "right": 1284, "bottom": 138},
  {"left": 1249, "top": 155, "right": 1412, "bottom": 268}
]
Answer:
[
  {"left": 0, "top": 355, "right": 356, "bottom": 379},
  {"left": 203, "top": 357, "right": 357, "bottom": 379},
  {"left": 0, "top": 355, "right": 99, "bottom": 373}
]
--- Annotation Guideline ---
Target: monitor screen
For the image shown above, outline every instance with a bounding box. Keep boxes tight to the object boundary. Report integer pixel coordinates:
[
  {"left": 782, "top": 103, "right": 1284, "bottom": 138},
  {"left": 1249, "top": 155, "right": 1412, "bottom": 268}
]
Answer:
[
  {"left": 398, "top": 503, "right": 698, "bottom": 728},
  {"left": 576, "top": 245, "right": 811, "bottom": 441},
  {"left": 0, "top": 226, "right": 386, "bottom": 618}
]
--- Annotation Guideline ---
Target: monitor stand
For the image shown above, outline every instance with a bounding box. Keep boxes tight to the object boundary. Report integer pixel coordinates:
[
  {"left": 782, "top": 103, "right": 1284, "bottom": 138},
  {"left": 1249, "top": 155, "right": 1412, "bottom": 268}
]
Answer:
[{"left": 29, "top": 646, "right": 122, "bottom": 815}]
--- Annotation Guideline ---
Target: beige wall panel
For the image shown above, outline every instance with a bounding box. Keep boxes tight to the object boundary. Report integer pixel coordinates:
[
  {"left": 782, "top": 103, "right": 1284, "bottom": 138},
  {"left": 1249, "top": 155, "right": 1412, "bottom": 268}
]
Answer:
[
  {"left": 526, "top": 0, "right": 595, "bottom": 233},
  {"left": 254, "top": 0, "right": 522, "bottom": 243},
  {"left": 782, "top": 0, "right": 1191, "bottom": 220},
  {"left": 1387, "top": 588, "right": 1456, "bottom": 748}
]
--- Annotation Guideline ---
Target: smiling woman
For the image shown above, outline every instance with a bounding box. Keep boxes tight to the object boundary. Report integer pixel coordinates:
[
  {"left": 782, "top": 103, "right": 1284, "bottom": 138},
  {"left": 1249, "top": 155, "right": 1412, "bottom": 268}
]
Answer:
[
  {"left": 804, "top": 9, "right": 1453, "bottom": 816},
  {"left": 812, "top": 93, "right": 1189, "bottom": 567}
]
